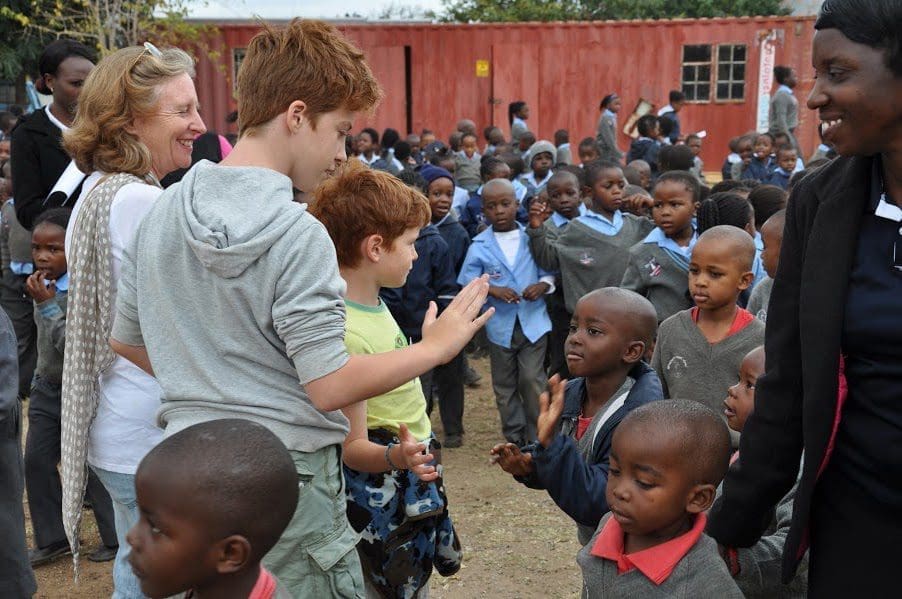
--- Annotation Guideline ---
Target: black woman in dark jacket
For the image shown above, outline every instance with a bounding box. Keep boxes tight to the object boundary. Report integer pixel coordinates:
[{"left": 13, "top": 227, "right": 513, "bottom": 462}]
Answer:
[
  {"left": 10, "top": 39, "right": 94, "bottom": 229},
  {"left": 708, "top": 1, "right": 902, "bottom": 595}
]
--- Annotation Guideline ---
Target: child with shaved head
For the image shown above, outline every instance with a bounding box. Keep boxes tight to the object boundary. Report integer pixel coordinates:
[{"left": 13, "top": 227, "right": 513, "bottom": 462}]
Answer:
[
  {"left": 577, "top": 400, "right": 743, "bottom": 598},
  {"left": 651, "top": 226, "right": 765, "bottom": 446},
  {"left": 127, "top": 419, "right": 298, "bottom": 599}
]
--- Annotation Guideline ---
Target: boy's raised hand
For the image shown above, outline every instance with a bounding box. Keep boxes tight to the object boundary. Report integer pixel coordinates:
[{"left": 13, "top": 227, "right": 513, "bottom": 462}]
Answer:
[
  {"left": 537, "top": 374, "right": 568, "bottom": 449},
  {"left": 528, "top": 200, "right": 551, "bottom": 229},
  {"left": 398, "top": 423, "right": 438, "bottom": 482},
  {"left": 25, "top": 271, "right": 55, "bottom": 303},
  {"left": 421, "top": 274, "right": 494, "bottom": 364},
  {"left": 489, "top": 442, "right": 534, "bottom": 477}
]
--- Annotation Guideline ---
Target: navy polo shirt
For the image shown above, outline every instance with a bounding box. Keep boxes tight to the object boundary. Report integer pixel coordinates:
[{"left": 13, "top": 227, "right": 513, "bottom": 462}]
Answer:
[{"left": 835, "top": 161, "right": 902, "bottom": 509}]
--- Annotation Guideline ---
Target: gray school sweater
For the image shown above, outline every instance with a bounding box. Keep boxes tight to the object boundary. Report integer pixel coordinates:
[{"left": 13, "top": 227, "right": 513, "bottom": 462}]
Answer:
[
  {"left": 620, "top": 241, "right": 692, "bottom": 323},
  {"left": 112, "top": 161, "right": 351, "bottom": 453},
  {"left": 747, "top": 276, "right": 774, "bottom": 323},
  {"left": 577, "top": 513, "right": 744, "bottom": 599},
  {"left": 651, "top": 309, "right": 765, "bottom": 444},
  {"left": 528, "top": 216, "right": 654, "bottom": 313},
  {"left": 33, "top": 292, "right": 66, "bottom": 384},
  {"left": 715, "top": 465, "right": 808, "bottom": 599}
]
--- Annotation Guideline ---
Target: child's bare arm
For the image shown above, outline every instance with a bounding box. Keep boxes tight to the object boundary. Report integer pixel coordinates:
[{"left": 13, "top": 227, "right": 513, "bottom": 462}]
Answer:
[
  {"left": 342, "top": 403, "right": 437, "bottom": 481},
  {"left": 306, "top": 276, "right": 493, "bottom": 412}
]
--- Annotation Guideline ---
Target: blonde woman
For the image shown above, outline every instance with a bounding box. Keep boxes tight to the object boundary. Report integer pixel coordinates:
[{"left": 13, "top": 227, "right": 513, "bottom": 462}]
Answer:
[{"left": 60, "top": 44, "right": 205, "bottom": 597}]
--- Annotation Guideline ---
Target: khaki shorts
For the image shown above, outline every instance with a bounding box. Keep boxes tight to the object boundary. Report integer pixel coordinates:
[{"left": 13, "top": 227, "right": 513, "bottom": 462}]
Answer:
[{"left": 263, "top": 444, "right": 364, "bottom": 598}]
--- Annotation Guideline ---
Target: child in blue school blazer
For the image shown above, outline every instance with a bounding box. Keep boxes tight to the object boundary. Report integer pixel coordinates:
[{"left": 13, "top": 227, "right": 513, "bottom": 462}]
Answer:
[{"left": 458, "top": 178, "right": 553, "bottom": 446}]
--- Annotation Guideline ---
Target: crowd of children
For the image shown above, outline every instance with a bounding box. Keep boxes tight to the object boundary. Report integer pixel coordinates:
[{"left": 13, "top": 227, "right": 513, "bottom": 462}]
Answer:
[{"left": 0, "top": 20, "right": 839, "bottom": 599}]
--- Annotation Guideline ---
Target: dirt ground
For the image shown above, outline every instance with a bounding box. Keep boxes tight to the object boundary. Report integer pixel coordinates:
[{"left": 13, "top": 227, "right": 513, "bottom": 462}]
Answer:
[{"left": 27, "top": 355, "right": 582, "bottom": 598}]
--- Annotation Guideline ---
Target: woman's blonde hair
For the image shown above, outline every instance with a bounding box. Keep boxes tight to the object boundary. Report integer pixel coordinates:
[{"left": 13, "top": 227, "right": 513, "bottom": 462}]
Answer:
[{"left": 64, "top": 46, "right": 195, "bottom": 176}]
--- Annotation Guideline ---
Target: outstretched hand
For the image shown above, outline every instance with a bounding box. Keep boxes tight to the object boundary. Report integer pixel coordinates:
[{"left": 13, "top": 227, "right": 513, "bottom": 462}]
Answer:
[
  {"left": 421, "top": 274, "right": 494, "bottom": 364},
  {"left": 537, "top": 375, "right": 568, "bottom": 449},
  {"left": 398, "top": 423, "right": 438, "bottom": 482},
  {"left": 489, "top": 442, "right": 534, "bottom": 477},
  {"left": 528, "top": 200, "right": 552, "bottom": 229}
]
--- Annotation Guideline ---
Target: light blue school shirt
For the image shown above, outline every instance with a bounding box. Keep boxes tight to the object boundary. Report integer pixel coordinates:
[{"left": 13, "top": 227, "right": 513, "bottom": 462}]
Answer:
[
  {"left": 577, "top": 208, "right": 624, "bottom": 236},
  {"left": 550, "top": 204, "right": 587, "bottom": 228},
  {"left": 643, "top": 227, "right": 697, "bottom": 259},
  {"left": 457, "top": 225, "right": 552, "bottom": 348}
]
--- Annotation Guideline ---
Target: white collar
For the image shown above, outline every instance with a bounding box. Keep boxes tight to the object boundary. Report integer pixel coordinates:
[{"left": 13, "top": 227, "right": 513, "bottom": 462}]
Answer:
[{"left": 44, "top": 105, "right": 69, "bottom": 131}]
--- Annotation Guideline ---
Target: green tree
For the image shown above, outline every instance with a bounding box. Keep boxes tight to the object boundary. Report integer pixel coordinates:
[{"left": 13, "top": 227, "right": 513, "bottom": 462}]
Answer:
[
  {"left": 440, "top": 0, "right": 789, "bottom": 22},
  {"left": 0, "top": 0, "right": 213, "bottom": 86}
]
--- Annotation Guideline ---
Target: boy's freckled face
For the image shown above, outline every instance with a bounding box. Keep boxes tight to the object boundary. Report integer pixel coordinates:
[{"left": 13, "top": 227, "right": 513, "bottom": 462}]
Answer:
[
  {"left": 723, "top": 350, "right": 765, "bottom": 433},
  {"left": 651, "top": 181, "right": 696, "bottom": 239},
  {"left": 547, "top": 177, "right": 581, "bottom": 219},
  {"left": 31, "top": 223, "right": 67, "bottom": 281},
  {"left": 482, "top": 189, "right": 518, "bottom": 232},
  {"left": 777, "top": 150, "right": 798, "bottom": 173},
  {"left": 565, "top": 296, "right": 636, "bottom": 377},
  {"left": 606, "top": 425, "right": 696, "bottom": 536},
  {"left": 127, "top": 467, "right": 218, "bottom": 599},
  {"left": 427, "top": 177, "right": 455, "bottom": 223},
  {"left": 759, "top": 220, "right": 783, "bottom": 279},
  {"left": 688, "top": 238, "right": 752, "bottom": 311},
  {"left": 380, "top": 226, "right": 421, "bottom": 288}
]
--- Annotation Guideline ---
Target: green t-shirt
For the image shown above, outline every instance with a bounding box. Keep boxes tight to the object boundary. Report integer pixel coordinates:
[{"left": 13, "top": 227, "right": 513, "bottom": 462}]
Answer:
[{"left": 344, "top": 299, "right": 432, "bottom": 440}]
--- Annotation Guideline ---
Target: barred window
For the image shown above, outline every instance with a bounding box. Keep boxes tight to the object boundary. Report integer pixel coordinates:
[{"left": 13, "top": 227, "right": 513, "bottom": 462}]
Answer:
[
  {"left": 681, "top": 43, "right": 747, "bottom": 103},
  {"left": 232, "top": 48, "right": 246, "bottom": 94}
]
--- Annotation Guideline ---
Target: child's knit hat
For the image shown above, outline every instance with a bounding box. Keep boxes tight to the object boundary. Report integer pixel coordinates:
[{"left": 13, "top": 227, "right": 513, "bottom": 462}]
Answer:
[
  {"left": 527, "top": 140, "right": 557, "bottom": 166},
  {"left": 419, "top": 164, "right": 454, "bottom": 186}
]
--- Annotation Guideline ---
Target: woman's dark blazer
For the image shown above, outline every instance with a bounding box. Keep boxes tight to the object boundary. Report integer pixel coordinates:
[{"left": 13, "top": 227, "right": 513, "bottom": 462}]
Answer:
[
  {"left": 708, "top": 155, "right": 874, "bottom": 581},
  {"left": 9, "top": 108, "right": 74, "bottom": 230}
]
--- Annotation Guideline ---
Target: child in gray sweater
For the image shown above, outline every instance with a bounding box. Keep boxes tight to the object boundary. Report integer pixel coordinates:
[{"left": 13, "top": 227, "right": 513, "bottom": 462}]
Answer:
[
  {"left": 621, "top": 171, "right": 700, "bottom": 322},
  {"left": 577, "top": 400, "right": 742, "bottom": 598},
  {"left": 720, "top": 346, "right": 808, "bottom": 598},
  {"left": 527, "top": 161, "right": 654, "bottom": 314},
  {"left": 652, "top": 226, "right": 765, "bottom": 446},
  {"left": 747, "top": 209, "right": 785, "bottom": 322}
]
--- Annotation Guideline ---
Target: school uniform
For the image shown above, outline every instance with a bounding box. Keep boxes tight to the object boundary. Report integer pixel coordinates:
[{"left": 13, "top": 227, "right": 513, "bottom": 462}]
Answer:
[
  {"left": 596, "top": 110, "right": 622, "bottom": 164},
  {"left": 510, "top": 116, "right": 528, "bottom": 145},
  {"left": 747, "top": 276, "right": 774, "bottom": 322},
  {"left": 768, "top": 84, "right": 799, "bottom": 151},
  {"left": 543, "top": 207, "right": 586, "bottom": 378},
  {"left": 518, "top": 170, "right": 552, "bottom": 203},
  {"left": 740, "top": 155, "right": 775, "bottom": 182},
  {"left": 620, "top": 227, "right": 696, "bottom": 323},
  {"left": 0, "top": 200, "right": 37, "bottom": 399},
  {"left": 651, "top": 308, "right": 765, "bottom": 446},
  {"left": 24, "top": 276, "right": 118, "bottom": 552},
  {"left": 766, "top": 167, "right": 792, "bottom": 190},
  {"left": 454, "top": 151, "right": 481, "bottom": 193},
  {"left": 459, "top": 189, "right": 529, "bottom": 239},
  {"left": 517, "top": 363, "right": 663, "bottom": 544},
  {"left": 528, "top": 211, "right": 655, "bottom": 313},
  {"left": 458, "top": 225, "right": 553, "bottom": 444},
  {"left": 708, "top": 155, "right": 902, "bottom": 595},
  {"left": 0, "top": 310, "right": 36, "bottom": 597},
  {"left": 578, "top": 513, "right": 743, "bottom": 598},
  {"left": 627, "top": 138, "right": 661, "bottom": 178}
]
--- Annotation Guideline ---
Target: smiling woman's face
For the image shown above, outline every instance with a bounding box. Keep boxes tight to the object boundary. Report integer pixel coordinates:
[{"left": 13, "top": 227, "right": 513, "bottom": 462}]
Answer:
[{"left": 808, "top": 28, "right": 902, "bottom": 157}]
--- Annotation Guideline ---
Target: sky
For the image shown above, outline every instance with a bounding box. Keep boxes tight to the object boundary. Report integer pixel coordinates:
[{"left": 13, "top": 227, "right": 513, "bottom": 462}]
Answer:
[{"left": 184, "top": 0, "right": 446, "bottom": 20}]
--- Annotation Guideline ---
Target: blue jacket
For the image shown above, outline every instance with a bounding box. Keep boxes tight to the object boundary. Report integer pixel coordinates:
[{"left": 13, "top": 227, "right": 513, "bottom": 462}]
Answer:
[
  {"left": 459, "top": 190, "right": 529, "bottom": 239},
  {"left": 627, "top": 138, "right": 661, "bottom": 178},
  {"left": 741, "top": 156, "right": 775, "bottom": 182},
  {"left": 457, "top": 225, "right": 552, "bottom": 348},
  {"left": 434, "top": 210, "right": 470, "bottom": 274},
  {"left": 381, "top": 225, "right": 457, "bottom": 342},
  {"left": 766, "top": 168, "right": 792, "bottom": 190},
  {"left": 520, "top": 362, "right": 663, "bottom": 528}
]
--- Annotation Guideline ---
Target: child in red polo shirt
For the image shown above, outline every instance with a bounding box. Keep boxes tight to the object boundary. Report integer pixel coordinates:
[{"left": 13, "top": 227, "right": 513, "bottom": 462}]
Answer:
[
  {"left": 577, "top": 400, "right": 742, "bottom": 598},
  {"left": 651, "top": 225, "right": 765, "bottom": 447}
]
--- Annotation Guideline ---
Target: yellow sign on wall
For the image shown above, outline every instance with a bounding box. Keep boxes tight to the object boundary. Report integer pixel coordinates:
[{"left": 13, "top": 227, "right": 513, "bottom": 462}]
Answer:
[{"left": 476, "top": 59, "right": 490, "bottom": 78}]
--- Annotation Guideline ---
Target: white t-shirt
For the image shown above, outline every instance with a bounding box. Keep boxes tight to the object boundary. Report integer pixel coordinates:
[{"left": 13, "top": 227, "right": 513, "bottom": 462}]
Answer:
[{"left": 67, "top": 171, "right": 165, "bottom": 474}]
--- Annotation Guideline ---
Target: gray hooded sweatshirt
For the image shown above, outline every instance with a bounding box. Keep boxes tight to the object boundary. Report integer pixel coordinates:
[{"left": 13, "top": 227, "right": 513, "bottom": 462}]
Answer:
[{"left": 112, "top": 161, "right": 350, "bottom": 452}]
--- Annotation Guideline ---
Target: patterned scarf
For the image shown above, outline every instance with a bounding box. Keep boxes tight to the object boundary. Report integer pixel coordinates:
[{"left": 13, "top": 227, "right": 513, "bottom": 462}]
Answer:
[{"left": 60, "top": 172, "right": 145, "bottom": 574}]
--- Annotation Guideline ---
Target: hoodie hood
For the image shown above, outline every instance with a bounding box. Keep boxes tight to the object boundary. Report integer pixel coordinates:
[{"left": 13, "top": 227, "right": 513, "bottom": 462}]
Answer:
[{"left": 174, "top": 160, "right": 303, "bottom": 278}]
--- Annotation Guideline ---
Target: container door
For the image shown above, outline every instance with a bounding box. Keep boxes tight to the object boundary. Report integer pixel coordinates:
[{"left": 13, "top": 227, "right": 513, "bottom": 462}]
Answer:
[{"left": 491, "top": 43, "right": 540, "bottom": 140}]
